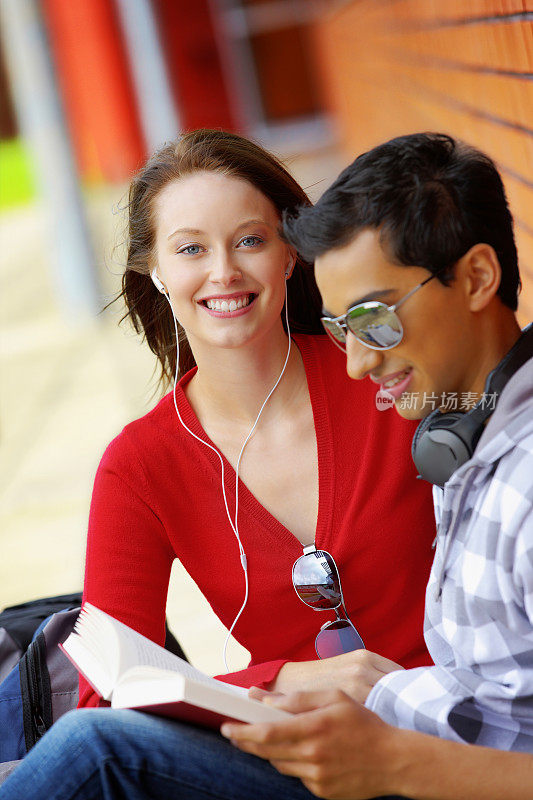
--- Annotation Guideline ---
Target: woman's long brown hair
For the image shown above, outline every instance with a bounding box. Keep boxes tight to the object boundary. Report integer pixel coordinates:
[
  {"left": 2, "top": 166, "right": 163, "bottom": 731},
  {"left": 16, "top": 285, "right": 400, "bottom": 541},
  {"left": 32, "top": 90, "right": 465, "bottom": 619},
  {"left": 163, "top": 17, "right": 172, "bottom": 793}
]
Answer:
[{"left": 118, "top": 129, "right": 324, "bottom": 389}]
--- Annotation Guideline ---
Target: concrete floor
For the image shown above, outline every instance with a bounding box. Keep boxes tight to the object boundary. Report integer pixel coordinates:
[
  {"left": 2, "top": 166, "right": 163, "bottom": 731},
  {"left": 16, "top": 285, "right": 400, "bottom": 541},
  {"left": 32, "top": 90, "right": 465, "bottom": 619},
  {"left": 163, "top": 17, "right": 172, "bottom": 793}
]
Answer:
[{"left": 0, "top": 143, "right": 343, "bottom": 676}]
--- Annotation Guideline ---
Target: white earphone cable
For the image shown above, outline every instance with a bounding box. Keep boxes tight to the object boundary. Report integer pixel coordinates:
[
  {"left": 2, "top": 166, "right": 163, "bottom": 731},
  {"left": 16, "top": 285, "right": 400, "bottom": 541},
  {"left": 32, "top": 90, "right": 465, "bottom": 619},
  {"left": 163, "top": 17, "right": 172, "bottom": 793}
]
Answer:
[
  {"left": 223, "top": 284, "right": 291, "bottom": 670},
  {"left": 164, "top": 277, "right": 292, "bottom": 671}
]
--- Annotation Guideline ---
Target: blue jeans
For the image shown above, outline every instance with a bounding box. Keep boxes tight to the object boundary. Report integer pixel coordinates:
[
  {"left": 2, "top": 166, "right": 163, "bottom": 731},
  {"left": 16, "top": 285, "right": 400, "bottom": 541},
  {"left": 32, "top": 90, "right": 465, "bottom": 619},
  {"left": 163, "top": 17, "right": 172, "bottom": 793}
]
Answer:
[{"left": 0, "top": 708, "right": 408, "bottom": 799}]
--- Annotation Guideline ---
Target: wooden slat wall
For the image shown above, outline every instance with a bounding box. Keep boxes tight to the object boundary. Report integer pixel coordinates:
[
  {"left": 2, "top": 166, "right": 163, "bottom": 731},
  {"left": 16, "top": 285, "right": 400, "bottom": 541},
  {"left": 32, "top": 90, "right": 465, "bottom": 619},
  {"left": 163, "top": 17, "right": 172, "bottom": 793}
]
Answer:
[{"left": 313, "top": 0, "right": 533, "bottom": 322}]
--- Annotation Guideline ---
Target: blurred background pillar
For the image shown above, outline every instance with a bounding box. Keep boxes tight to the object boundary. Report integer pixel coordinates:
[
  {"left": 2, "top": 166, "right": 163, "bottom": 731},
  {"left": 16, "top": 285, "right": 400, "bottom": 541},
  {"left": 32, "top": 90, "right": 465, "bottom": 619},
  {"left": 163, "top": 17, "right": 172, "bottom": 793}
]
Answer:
[
  {"left": 41, "top": 0, "right": 146, "bottom": 182},
  {"left": 151, "top": 0, "right": 239, "bottom": 132},
  {"left": 0, "top": 0, "right": 99, "bottom": 319},
  {"left": 114, "top": 0, "right": 180, "bottom": 152}
]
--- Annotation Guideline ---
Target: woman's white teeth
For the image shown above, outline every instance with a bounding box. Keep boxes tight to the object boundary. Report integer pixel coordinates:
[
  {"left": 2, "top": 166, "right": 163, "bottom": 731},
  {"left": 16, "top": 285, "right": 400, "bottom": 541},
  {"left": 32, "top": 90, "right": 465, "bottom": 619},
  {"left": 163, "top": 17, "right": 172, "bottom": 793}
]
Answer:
[
  {"left": 206, "top": 295, "right": 250, "bottom": 311},
  {"left": 383, "top": 369, "right": 410, "bottom": 389}
]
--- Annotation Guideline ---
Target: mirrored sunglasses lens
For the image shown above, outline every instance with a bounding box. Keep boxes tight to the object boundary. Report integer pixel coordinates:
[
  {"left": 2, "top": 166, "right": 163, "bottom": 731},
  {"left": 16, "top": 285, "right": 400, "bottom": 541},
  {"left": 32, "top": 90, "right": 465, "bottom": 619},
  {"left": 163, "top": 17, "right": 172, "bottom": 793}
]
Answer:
[
  {"left": 321, "top": 319, "right": 345, "bottom": 344},
  {"left": 315, "top": 620, "right": 365, "bottom": 659},
  {"left": 293, "top": 551, "right": 341, "bottom": 609},
  {"left": 347, "top": 304, "right": 402, "bottom": 348}
]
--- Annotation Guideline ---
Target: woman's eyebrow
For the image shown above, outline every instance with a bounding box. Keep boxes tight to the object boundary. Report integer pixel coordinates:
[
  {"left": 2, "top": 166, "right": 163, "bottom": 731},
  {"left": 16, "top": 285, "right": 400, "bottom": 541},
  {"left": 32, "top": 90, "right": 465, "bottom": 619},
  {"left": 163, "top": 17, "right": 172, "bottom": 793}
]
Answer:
[
  {"left": 167, "top": 220, "right": 273, "bottom": 240},
  {"left": 235, "top": 218, "right": 273, "bottom": 230},
  {"left": 167, "top": 227, "right": 204, "bottom": 240}
]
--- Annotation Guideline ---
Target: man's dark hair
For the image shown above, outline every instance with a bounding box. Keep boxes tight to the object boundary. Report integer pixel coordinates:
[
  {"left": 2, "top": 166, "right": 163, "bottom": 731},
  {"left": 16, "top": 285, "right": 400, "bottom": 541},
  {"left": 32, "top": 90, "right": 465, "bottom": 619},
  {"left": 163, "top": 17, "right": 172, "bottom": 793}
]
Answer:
[{"left": 283, "top": 133, "right": 520, "bottom": 310}]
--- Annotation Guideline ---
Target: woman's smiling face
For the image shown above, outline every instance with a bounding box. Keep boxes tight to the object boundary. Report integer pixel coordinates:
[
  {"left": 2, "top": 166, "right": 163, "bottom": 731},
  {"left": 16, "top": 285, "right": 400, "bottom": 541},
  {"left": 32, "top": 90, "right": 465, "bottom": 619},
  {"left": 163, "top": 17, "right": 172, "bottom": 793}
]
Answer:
[{"left": 152, "top": 170, "right": 293, "bottom": 353}]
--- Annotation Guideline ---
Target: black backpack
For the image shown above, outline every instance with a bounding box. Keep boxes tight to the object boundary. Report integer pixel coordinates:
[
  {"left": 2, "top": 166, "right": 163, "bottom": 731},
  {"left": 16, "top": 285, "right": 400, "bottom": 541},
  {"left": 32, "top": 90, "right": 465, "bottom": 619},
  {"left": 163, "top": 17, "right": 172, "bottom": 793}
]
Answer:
[{"left": 0, "top": 593, "right": 187, "bottom": 784}]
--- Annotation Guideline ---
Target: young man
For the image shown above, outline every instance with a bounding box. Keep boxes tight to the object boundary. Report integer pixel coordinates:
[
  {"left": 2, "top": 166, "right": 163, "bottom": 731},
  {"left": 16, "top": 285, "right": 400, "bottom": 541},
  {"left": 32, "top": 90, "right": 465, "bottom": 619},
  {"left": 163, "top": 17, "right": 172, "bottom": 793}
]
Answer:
[{"left": 222, "top": 133, "right": 533, "bottom": 798}]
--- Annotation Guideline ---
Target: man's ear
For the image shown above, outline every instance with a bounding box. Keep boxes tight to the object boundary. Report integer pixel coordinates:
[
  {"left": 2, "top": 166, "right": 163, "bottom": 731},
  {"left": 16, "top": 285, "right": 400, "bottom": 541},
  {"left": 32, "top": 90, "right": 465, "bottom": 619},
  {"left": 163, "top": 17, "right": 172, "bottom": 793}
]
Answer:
[{"left": 457, "top": 243, "right": 501, "bottom": 312}]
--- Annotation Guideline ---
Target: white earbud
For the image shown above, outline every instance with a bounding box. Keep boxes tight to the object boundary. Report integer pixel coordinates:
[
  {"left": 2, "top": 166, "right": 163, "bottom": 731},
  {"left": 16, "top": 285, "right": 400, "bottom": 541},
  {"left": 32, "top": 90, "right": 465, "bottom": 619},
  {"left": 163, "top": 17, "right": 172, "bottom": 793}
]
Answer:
[
  {"left": 151, "top": 269, "right": 167, "bottom": 294},
  {"left": 163, "top": 276, "right": 292, "bottom": 673},
  {"left": 285, "top": 258, "right": 295, "bottom": 279}
]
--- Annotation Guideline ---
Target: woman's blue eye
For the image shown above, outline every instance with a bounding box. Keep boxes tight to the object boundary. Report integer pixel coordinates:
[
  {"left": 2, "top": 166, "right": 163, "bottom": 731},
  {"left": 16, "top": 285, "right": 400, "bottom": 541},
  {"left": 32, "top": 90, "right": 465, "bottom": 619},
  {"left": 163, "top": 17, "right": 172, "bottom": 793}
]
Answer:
[
  {"left": 240, "top": 236, "right": 263, "bottom": 247},
  {"left": 178, "top": 244, "right": 202, "bottom": 255}
]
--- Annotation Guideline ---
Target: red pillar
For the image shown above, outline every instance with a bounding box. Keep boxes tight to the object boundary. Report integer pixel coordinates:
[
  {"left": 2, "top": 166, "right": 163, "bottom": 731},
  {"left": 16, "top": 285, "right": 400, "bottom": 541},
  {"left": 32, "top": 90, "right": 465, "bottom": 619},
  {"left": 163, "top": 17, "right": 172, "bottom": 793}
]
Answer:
[
  {"left": 42, "top": 0, "right": 146, "bottom": 182},
  {"left": 152, "top": 0, "right": 238, "bottom": 132}
]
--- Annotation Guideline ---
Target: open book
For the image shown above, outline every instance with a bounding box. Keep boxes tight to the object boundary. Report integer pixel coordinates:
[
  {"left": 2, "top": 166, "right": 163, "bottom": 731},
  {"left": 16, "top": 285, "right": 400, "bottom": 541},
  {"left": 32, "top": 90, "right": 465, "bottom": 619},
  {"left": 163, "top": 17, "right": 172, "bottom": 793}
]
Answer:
[{"left": 61, "top": 603, "right": 290, "bottom": 729}]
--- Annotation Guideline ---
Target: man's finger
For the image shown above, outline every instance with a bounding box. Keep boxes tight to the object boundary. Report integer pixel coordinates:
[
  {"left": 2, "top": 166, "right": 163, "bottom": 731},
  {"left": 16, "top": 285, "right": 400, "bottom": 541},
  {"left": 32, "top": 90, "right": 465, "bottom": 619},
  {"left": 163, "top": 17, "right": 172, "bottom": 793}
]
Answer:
[
  {"left": 248, "top": 686, "right": 284, "bottom": 702},
  {"left": 227, "top": 736, "right": 302, "bottom": 762},
  {"left": 263, "top": 688, "right": 352, "bottom": 714},
  {"left": 269, "top": 758, "right": 319, "bottom": 780},
  {"left": 366, "top": 651, "right": 404, "bottom": 674},
  {"left": 221, "top": 691, "right": 354, "bottom": 744},
  {"left": 221, "top": 715, "right": 303, "bottom": 747},
  {"left": 225, "top": 713, "right": 331, "bottom": 764}
]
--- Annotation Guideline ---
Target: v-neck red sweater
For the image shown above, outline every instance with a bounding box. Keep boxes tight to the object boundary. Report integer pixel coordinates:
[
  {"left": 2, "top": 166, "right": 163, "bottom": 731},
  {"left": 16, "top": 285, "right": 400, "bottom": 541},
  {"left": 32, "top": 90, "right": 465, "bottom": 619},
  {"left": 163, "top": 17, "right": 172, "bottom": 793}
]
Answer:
[{"left": 80, "top": 334, "right": 436, "bottom": 707}]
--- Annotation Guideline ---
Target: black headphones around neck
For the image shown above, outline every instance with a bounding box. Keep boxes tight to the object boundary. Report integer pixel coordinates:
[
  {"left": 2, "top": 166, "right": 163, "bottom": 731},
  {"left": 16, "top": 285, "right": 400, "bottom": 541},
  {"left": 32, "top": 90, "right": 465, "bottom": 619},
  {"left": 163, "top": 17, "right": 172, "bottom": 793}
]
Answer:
[{"left": 411, "top": 323, "right": 533, "bottom": 486}]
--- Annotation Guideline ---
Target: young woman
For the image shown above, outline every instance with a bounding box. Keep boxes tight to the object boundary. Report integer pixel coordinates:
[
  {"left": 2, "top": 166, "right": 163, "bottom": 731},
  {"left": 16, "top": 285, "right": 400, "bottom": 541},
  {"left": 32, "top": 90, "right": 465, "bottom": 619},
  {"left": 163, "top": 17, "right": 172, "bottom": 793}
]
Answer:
[
  {"left": 0, "top": 130, "right": 436, "bottom": 799},
  {"left": 77, "top": 129, "right": 437, "bottom": 710}
]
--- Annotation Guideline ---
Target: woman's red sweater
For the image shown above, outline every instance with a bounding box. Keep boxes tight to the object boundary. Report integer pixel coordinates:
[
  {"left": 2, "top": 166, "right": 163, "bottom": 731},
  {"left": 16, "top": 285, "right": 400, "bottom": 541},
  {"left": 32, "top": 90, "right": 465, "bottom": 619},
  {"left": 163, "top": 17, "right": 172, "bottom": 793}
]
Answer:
[{"left": 80, "top": 334, "right": 436, "bottom": 707}]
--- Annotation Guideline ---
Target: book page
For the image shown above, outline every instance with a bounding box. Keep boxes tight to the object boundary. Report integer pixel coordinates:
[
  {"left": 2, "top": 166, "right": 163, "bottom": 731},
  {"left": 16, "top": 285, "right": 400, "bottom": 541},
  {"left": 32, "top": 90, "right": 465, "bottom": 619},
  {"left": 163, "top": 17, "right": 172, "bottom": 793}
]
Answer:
[
  {"left": 119, "top": 665, "right": 249, "bottom": 698},
  {"left": 80, "top": 604, "right": 240, "bottom": 691}
]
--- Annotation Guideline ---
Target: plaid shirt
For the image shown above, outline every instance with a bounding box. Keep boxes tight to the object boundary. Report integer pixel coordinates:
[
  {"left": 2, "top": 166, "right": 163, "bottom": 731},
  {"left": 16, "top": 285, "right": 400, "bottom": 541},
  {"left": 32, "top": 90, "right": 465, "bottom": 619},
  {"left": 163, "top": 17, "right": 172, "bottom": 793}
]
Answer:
[{"left": 366, "top": 357, "right": 533, "bottom": 751}]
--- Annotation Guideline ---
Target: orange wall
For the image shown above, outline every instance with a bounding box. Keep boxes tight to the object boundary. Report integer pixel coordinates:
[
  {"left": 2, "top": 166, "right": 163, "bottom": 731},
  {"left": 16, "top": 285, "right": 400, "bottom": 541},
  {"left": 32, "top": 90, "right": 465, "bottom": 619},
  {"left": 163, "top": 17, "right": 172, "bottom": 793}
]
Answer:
[{"left": 314, "top": 0, "right": 533, "bottom": 323}]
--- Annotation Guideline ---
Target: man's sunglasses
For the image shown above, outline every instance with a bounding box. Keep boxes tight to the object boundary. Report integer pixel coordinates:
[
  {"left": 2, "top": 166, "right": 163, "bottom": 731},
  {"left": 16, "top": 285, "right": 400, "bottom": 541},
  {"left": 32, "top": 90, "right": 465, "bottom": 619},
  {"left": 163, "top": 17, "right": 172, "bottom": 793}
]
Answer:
[
  {"left": 292, "top": 545, "right": 364, "bottom": 659},
  {"left": 321, "top": 269, "right": 445, "bottom": 352}
]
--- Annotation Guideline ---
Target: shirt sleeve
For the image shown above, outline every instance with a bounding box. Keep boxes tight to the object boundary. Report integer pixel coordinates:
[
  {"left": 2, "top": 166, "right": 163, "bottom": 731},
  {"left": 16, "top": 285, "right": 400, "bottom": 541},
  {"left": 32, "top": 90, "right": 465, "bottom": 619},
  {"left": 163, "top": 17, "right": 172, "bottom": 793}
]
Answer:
[
  {"left": 79, "top": 432, "right": 175, "bottom": 708},
  {"left": 215, "top": 661, "right": 289, "bottom": 691},
  {"left": 366, "top": 476, "right": 533, "bottom": 749},
  {"left": 365, "top": 666, "right": 474, "bottom": 743}
]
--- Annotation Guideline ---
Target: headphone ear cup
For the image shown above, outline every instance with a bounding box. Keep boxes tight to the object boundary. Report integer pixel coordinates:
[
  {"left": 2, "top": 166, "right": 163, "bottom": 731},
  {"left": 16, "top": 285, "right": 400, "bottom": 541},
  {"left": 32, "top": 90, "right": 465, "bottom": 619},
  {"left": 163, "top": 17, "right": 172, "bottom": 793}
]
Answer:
[
  {"left": 411, "top": 408, "right": 440, "bottom": 464},
  {"left": 412, "top": 410, "right": 476, "bottom": 486}
]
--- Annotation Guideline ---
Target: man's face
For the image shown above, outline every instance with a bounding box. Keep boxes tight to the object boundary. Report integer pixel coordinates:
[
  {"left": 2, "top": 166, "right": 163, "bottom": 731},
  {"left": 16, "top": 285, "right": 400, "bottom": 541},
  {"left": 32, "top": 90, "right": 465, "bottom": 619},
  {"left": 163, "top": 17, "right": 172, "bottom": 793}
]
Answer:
[{"left": 315, "top": 228, "right": 475, "bottom": 420}]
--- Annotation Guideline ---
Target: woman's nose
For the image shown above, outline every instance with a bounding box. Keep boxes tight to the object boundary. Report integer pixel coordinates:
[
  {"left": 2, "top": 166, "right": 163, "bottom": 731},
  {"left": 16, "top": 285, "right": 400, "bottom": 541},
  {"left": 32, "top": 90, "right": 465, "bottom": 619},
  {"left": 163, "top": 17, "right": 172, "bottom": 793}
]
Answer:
[{"left": 209, "top": 252, "right": 242, "bottom": 285}]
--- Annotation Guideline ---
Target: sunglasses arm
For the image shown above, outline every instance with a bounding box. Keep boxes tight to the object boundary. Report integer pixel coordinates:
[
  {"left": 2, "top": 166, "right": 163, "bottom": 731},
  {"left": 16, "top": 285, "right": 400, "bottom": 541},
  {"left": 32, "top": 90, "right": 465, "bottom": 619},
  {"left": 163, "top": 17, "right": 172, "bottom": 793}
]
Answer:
[
  {"left": 392, "top": 270, "right": 441, "bottom": 312},
  {"left": 390, "top": 283, "right": 422, "bottom": 312}
]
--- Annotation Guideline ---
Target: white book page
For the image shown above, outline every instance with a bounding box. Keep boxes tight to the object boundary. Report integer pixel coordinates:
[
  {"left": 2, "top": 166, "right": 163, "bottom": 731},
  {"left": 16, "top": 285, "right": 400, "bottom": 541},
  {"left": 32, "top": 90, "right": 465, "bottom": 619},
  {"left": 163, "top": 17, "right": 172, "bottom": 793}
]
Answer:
[
  {"left": 80, "top": 604, "right": 231, "bottom": 688},
  {"left": 62, "top": 635, "right": 115, "bottom": 700},
  {"left": 118, "top": 665, "right": 249, "bottom": 698}
]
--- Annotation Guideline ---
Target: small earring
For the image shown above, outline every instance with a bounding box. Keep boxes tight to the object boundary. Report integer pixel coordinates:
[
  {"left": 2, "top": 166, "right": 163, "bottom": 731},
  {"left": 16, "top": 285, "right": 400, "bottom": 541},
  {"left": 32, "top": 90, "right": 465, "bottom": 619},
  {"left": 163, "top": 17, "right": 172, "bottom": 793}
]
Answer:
[{"left": 285, "top": 258, "right": 295, "bottom": 279}]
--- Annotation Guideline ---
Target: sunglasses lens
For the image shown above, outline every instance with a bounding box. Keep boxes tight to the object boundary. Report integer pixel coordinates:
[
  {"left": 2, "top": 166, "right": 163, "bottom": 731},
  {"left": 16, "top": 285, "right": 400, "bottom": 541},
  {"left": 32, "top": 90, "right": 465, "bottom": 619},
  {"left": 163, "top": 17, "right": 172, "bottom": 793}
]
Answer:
[
  {"left": 293, "top": 550, "right": 341, "bottom": 609},
  {"left": 321, "top": 318, "right": 345, "bottom": 344},
  {"left": 347, "top": 303, "right": 403, "bottom": 349},
  {"left": 315, "top": 619, "right": 365, "bottom": 659}
]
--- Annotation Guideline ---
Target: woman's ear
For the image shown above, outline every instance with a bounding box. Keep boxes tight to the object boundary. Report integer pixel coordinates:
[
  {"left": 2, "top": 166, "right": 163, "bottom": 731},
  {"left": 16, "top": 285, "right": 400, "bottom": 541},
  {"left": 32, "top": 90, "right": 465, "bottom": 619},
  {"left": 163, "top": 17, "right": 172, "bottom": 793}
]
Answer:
[
  {"left": 458, "top": 243, "right": 501, "bottom": 312},
  {"left": 285, "top": 246, "right": 297, "bottom": 279}
]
